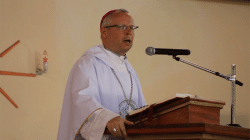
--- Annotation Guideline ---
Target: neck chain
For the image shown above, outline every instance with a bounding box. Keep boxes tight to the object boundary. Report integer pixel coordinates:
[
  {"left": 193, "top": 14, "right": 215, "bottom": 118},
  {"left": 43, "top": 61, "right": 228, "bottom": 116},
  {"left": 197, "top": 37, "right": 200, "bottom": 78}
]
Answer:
[{"left": 111, "top": 68, "right": 133, "bottom": 106}]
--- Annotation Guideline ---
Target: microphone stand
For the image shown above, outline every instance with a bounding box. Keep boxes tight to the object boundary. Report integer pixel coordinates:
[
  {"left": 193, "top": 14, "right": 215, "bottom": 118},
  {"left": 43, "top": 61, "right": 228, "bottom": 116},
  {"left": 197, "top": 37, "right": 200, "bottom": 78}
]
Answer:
[{"left": 173, "top": 55, "right": 243, "bottom": 127}]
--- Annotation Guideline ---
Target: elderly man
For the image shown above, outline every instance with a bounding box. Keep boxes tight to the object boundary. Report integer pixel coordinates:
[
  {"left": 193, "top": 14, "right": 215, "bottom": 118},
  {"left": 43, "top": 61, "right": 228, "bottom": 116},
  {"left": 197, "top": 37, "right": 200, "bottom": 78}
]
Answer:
[{"left": 57, "top": 9, "right": 146, "bottom": 140}]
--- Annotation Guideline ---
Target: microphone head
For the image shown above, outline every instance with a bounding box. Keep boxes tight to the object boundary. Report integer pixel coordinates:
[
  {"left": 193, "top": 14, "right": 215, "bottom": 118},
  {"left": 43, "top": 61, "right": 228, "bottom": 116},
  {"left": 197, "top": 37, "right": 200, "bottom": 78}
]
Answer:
[{"left": 145, "top": 47, "right": 155, "bottom": 56}]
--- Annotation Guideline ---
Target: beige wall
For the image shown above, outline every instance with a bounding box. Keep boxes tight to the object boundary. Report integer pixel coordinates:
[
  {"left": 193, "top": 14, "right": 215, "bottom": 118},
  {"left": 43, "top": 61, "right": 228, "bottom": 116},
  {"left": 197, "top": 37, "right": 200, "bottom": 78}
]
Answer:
[{"left": 0, "top": 0, "right": 249, "bottom": 139}]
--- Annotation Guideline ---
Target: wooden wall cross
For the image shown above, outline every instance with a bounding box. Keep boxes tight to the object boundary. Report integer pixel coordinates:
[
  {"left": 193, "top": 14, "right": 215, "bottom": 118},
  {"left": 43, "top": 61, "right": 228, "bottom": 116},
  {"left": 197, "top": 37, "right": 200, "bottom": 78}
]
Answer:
[{"left": 0, "top": 40, "right": 36, "bottom": 108}]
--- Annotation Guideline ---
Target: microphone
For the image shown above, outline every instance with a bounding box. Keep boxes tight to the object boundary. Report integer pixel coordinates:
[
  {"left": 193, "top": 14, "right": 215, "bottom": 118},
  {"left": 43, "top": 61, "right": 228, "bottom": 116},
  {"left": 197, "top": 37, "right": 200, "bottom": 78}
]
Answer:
[{"left": 146, "top": 47, "right": 190, "bottom": 56}]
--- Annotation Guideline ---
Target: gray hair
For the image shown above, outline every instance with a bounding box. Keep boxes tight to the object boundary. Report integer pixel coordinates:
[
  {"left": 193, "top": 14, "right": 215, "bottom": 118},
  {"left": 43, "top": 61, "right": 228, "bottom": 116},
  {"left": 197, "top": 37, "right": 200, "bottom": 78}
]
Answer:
[{"left": 101, "top": 9, "right": 129, "bottom": 27}]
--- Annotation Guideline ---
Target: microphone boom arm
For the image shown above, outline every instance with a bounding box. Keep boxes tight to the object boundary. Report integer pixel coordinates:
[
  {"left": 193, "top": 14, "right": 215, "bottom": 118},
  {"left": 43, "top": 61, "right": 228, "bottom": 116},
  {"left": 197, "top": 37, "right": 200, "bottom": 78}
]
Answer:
[{"left": 173, "top": 56, "right": 243, "bottom": 86}]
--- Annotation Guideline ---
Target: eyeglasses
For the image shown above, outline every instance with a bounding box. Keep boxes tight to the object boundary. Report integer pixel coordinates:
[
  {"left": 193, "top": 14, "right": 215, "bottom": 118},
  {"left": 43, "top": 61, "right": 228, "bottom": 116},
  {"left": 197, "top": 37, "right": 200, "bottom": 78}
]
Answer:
[{"left": 104, "top": 25, "right": 139, "bottom": 31}]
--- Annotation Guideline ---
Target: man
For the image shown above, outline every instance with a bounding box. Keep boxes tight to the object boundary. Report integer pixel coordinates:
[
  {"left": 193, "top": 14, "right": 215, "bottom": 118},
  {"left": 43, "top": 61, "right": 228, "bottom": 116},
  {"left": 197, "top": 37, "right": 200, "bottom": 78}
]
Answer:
[{"left": 57, "top": 9, "right": 146, "bottom": 140}]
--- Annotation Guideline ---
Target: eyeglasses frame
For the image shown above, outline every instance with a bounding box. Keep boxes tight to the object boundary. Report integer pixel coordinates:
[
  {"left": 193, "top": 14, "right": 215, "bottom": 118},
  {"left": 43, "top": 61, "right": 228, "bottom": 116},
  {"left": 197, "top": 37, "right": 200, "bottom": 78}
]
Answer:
[{"left": 104, "top": 25, "right": 139, "bottom": 30}]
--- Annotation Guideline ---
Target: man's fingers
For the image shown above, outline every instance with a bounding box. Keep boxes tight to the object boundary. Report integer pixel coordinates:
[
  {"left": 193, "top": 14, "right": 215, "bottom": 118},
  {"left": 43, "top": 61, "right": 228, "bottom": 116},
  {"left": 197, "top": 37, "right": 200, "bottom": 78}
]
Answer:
[
  {"left": 119, "top": 123, "right": 127, "bottom": 137},
  {"left": 107, "top": 127, "right": 116, "bottom": 136},
  {"left": 106, "top": 117, "right": 133, "bottom": 137},
  {"left": 115, "top": 125, "right": 123, "bottom": 137},
  {"left": 124, "top": 119, "right": 134, "bottom": 125}
]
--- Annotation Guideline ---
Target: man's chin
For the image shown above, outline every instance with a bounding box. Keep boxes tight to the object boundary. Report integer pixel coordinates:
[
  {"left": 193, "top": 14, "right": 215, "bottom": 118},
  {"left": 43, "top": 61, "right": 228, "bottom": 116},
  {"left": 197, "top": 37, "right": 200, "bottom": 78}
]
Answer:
[
  {"left": 118, "top": 47, "right": 131, "bottom": 56},
  {"left": 125, "top": 45, "right": 132, "bottom": 51},
  {"left": 124, "top": 43, "right": 132, "bottom": 49}
]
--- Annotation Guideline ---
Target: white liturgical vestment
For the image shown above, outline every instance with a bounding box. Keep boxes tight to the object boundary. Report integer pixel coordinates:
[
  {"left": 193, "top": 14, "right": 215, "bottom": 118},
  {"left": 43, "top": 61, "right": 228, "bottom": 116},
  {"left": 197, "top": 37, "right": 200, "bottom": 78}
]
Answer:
[{"left": 57, "top": 44, "right": 147, "bottom": 140}]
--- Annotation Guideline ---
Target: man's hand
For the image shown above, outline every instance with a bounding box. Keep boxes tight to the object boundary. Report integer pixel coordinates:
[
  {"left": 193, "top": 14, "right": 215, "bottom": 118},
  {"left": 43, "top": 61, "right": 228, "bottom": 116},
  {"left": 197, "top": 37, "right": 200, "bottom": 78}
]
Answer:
[{"left": 106, "top": 116, "right": 134, "bottom": 137}]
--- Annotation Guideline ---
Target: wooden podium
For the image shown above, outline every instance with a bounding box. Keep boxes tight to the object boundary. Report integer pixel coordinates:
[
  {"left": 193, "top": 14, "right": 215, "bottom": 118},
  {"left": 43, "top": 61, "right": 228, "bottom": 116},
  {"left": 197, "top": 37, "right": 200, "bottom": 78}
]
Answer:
[
  {"left": 105, "top": 97, "right": 250, "bottom": 139},
  {"left": 125, "top": 123, "right": 250, "bottom": 140},
  {"left": 126, "top": 97, "right": 226, "bottom": 125}
]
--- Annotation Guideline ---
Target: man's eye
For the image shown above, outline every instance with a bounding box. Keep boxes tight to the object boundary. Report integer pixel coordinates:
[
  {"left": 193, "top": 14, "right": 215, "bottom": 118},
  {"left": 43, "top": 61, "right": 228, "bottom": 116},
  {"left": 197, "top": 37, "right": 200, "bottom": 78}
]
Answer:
[{"left": 117, "top": 26, "right": 124, "bottom": 29}]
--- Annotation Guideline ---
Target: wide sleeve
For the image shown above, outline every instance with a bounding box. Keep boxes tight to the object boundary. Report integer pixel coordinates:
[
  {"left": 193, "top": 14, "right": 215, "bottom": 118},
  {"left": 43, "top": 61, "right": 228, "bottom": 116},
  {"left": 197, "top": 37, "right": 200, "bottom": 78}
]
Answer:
[
  {"left": 57, "top": 56, "right": 115, "bottom": 140},
  {"left": 79, "top": 108, "right": 119, "bottom": 140}
]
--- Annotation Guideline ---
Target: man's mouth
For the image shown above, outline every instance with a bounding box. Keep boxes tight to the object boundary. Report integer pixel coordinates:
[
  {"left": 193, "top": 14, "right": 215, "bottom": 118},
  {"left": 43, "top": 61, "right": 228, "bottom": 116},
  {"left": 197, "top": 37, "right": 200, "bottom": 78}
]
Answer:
[{"left": 123, "top": 39, "right": 131, "bottom": 43}]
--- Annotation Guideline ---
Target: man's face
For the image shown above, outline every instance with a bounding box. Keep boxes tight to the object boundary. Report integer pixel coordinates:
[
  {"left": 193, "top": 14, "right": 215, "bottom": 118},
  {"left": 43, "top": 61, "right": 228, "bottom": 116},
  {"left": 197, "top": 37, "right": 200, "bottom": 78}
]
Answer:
[{"left": 103, "top": 13, "right": 135, "bottom": 56}]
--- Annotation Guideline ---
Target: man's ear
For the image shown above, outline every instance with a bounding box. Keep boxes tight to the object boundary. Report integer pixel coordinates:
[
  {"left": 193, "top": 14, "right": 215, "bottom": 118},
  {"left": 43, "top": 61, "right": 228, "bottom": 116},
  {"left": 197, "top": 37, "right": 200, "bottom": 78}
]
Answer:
[{"left": 100, "top": 27, "right": 108, "bottom": 39}]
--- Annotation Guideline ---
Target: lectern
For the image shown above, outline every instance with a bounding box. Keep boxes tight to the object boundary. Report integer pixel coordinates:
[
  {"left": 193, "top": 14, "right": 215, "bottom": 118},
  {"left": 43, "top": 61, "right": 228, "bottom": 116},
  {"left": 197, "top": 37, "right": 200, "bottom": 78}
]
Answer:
[
  {"left": 125, "top": 123, "right": 250, "bottom": 140},
  {"left": 105, "top": 97, "right": 250, "bottom": 140},
  {"left": 126, "top": 97, "right": 225, "bottom": 125}
]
